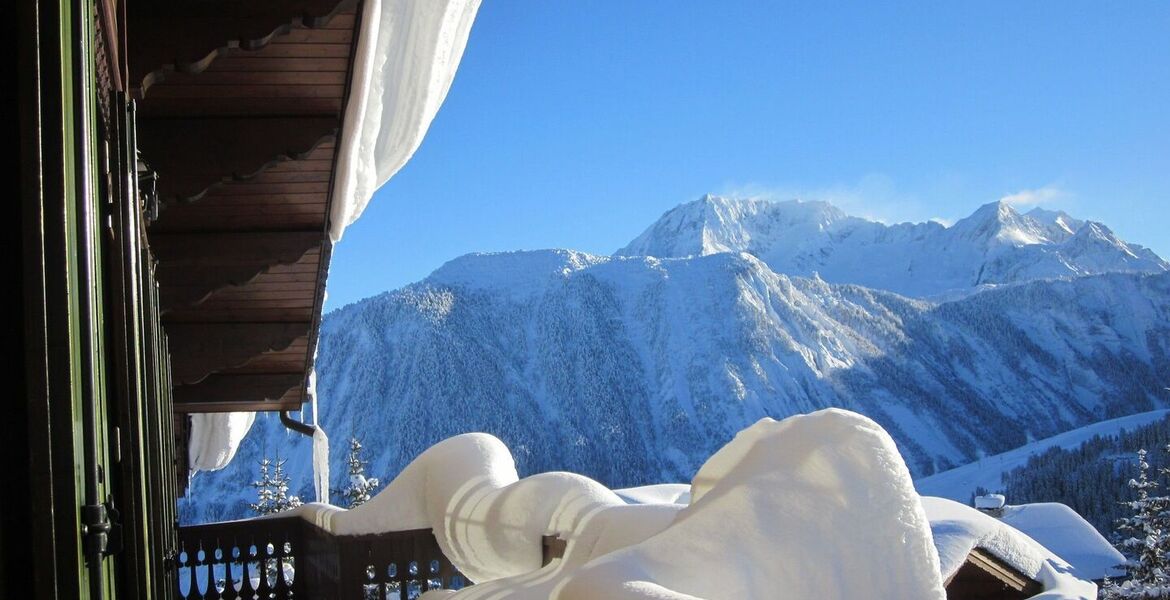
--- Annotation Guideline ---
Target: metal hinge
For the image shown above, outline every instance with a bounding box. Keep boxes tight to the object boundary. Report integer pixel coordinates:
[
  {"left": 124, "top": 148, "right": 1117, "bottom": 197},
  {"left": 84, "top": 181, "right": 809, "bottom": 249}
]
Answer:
[
  {"left": 99, "top": 139, "right": 110, "bottom": 177},
  {"left": 100, "top": 139, "right": 116, "bottom": 239},
  {"left": 80, "top": 497, "right": 123, "bottom": 565},
  {"left": 136, "top": 154, "right": 160, "bottom": 223},
  {"left": 162, "top": 550, "right": 178, "bottom": 573}
]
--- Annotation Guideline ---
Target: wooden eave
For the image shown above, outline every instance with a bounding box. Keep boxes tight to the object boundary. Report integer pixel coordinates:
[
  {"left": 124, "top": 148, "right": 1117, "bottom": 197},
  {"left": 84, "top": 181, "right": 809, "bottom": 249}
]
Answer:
[
  {"left": 130, "top": 0, "right": 362, "bottom": 413},
  {"left": 944, "top": 548, "right": 1043, "bottom": 600}
]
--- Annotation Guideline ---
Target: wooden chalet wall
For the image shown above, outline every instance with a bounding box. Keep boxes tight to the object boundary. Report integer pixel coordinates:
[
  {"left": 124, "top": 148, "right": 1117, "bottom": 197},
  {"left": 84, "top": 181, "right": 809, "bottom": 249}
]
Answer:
[
  {"left": 15, "top": 0, "right": 183, "bottom": 596},
  {"left": 12, "top": 0, "right": 364, "bottom": 598}
]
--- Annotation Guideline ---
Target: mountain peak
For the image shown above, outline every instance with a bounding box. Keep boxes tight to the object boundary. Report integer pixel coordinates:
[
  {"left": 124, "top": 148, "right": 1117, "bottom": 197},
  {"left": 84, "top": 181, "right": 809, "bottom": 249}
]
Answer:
[
  {"left": 978, "top": 199, "right": 1017, "bottom": 217},
  {"left": 617, "top": 195, "right": 850, "bottom": 260},
  {"left": 949, "top": 200, "right": 1050, "bottom": 246},
  {"left": 1025, "top": 207, "right": 1085, "bottom": 236},
  {"left": 617, "top": 197, "right": 1166, "bottom": 298}
]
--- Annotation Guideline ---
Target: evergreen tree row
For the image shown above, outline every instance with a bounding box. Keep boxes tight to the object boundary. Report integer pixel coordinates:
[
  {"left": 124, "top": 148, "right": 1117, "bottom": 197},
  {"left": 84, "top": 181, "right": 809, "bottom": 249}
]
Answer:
[{"left": 997, "top": 416, "right": 1170, "bottom": 538}]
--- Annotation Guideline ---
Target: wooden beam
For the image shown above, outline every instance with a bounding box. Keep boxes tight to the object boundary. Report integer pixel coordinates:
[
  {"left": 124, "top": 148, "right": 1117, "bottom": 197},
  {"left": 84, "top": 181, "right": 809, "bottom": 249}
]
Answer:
[
  {"left": 967, "top": 548, "right": 1041, "bottom": 594},
  {"left": 222, "top": 341, "right": 311, "bottom": 375},
  {"left": 137, "top": 117, "right": 337, "bottom": 202},
  {"left": 167, "top": 323, "right": 309, "bottom": 385},
  {"left": 152, "top": 232, "right": 321, "bottom": 264},
  {"left": 128, "top": 0, "right": 355, "bottom": 95},
  {"left": 173, "top": 373, "right": 305, "bottom": 413},
  {"left": 164, "top": 307, "right": 317, "bottom": 324},
  {"left": 139, "top": 96, "right": 345, "bottom": 117},
  {"left": 152, "top": 232, "right": 321, "bottom": 310}
]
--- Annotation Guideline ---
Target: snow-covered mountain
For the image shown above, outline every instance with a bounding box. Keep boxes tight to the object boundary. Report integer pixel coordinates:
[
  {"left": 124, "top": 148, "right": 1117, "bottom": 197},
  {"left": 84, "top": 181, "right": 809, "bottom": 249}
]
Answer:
[
  {"left": 181, "top": 245, "right": 1170, "bottom": 524},
  {"left": 618, "top": 195, "right": 1168, "bottom": 298}
]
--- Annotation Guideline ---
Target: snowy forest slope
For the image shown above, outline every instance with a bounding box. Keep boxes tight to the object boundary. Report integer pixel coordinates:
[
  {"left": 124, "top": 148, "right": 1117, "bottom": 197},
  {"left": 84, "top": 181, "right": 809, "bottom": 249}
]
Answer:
[
  {"left": 916, "top": 410, "right": 1170, "bottom": 501},
  {"left": 919, "top": 411, "right": 1170, "bottom": 535}
]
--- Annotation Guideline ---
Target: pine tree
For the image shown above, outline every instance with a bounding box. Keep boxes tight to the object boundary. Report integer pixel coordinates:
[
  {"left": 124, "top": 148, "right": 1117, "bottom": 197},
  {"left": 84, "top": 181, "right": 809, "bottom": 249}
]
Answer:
[
  {"left": 1102, "top": 449, "right": 1170, "bottom": 599},
  {"left": 249, "top": 457, "right": 303, "bottom": 516},
  {"left": 333, "top": 437, "right": 380, "bottom": 508},
  {"left": 1156, "top": 444, "right": 1170, "bottom": 568}
]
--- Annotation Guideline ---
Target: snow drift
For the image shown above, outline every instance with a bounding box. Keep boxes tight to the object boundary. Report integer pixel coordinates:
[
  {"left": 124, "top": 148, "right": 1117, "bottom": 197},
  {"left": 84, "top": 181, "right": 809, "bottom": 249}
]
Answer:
[
  {"left": 277, "top": 410, "right": 1093, "bottom": 599},
  {"left": 553, "top": 409, "right": 946, "bottom": 600}
]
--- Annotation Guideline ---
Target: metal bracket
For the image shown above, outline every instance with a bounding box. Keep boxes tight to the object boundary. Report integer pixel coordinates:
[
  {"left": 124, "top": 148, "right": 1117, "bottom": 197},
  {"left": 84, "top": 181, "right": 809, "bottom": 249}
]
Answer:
[
  {"left": 80, "top": 496, "right": 123, "bottom": 565},
  {"left": 80, "top": 503, "right": 111, "bottom": 565}
]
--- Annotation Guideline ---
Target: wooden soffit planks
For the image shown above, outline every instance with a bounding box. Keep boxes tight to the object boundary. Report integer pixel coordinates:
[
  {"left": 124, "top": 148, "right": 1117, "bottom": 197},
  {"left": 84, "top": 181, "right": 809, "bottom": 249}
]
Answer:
[{"left": 133, "top": 1, "right": 361, "bottom": 413}]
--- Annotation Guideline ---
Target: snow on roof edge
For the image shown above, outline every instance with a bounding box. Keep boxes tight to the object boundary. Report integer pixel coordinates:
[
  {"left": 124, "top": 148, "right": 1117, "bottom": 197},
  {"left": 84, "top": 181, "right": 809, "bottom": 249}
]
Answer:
[{"left": 328, "top": 0, "right": 482, "bottom": 243}]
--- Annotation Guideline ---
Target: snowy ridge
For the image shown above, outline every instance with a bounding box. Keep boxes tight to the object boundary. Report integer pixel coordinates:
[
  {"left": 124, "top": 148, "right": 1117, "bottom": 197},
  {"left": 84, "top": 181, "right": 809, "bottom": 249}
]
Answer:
[
  {"left": 182, "top": 249, "right": 1170, "bottom": 524},
  {"left": 428, "top": 249, "right": 609, "bottom": 298},
  {"left": 618, "top": 195, "right": 1168, "bottom": 298},
  {"left": 915, "top": 409, "right": 1170, "bottom": 501}
]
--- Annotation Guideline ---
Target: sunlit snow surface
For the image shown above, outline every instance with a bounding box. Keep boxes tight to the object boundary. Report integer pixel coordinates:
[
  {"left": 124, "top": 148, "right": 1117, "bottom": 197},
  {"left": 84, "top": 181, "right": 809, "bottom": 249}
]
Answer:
[
  {"left": 274, "top": 410, "right": 1091, "bottom": 599},
  {"left": 999, "top": 503, "right": 1125, "bottom": 580},
  {"left": 614, "top": 483, "right": 691, "bottom": 506}
]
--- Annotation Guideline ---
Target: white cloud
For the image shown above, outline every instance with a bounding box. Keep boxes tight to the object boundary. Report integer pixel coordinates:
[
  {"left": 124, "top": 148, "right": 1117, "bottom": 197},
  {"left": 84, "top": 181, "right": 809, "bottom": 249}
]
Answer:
[
  {"left": 999, "top": 185, "right": 1065, "bottom": 207},
  {"left": 929, "top": 217, "right": 954, "bottom": 227}
]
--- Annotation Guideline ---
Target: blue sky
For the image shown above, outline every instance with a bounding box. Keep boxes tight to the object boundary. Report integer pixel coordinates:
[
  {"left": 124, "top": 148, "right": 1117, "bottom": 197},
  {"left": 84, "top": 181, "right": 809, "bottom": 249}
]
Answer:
[{"left": 326, "top": 1, "right": 1169, "bottom": 310}]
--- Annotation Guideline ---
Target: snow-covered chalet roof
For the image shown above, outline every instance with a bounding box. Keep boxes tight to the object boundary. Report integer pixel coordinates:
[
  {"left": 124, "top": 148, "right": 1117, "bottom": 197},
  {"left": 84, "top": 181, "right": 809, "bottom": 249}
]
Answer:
[
  {"left": 999, "top": 502, "right": 1125, "bottom": 580},
  {"left": 923, "top": 496, "right": 1097, "bottom": 598}
]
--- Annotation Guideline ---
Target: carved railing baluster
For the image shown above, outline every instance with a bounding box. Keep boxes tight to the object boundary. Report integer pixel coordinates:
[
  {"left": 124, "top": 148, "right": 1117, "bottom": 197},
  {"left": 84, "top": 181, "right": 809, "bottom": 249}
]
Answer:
[
  {"left": 245, "top": 543, "right": 261, "bottom": 599},
  {"left": 426, "top": 559, "right": 442, "bottom": 592},
  {"left": 195, "top": 547, "right": 210, "bottom": 598},
  {"left": 211, "top": 545, "right": 226, "bottom": 599},
  {"left": 385, "top": 562, "right": 401, "bottom": 600},
  {"left": 272, "top": 539, "right": 291, "bottom": 596},
  {"left": 226, "top": 545, "right": 243, "bottom": 600},
  {"left": 178, "top": 517, "right": 471, "bottom": 598},
  {"left": 177, "top": 546, "right": 193, "bottom": 599}
]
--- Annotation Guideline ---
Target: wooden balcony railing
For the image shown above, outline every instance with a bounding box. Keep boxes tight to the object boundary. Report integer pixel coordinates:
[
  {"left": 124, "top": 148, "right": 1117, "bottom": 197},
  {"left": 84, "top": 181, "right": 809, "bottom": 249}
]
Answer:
[{"left": 176, "top": 516, "right": 471, "bottom": 599}]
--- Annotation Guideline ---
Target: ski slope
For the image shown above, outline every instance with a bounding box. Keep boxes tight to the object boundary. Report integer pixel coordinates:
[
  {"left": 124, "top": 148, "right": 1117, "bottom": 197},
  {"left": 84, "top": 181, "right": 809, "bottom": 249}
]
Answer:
[{"left": 915, "top": 409, "right": 1170, "bottom": 501}]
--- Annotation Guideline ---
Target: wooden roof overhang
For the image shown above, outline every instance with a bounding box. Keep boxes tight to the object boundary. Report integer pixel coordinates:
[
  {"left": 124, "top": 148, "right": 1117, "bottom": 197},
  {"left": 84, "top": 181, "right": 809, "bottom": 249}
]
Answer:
[
  {"left": 128, "top": 0, "right": 363, "bottom": 414},
  {"left": 944, "top": 548, "right": 1043, "bottom": 600}
]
